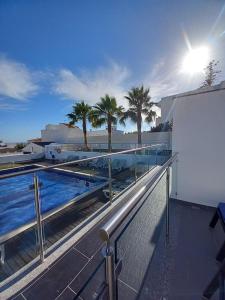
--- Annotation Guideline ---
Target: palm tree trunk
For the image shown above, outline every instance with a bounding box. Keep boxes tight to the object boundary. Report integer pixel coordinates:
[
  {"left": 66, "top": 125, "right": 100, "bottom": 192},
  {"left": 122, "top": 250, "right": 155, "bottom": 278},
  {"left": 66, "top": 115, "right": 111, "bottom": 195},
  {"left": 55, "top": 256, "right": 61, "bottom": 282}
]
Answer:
[
  {"left": 137, "top": 111, "right": 142, "bottom": 146},
  {"left": 82, "top": 118, "right": 88, "bottom": 150},
  {"left": 108, "top": 117, "right": 112, "bottom": 153}
]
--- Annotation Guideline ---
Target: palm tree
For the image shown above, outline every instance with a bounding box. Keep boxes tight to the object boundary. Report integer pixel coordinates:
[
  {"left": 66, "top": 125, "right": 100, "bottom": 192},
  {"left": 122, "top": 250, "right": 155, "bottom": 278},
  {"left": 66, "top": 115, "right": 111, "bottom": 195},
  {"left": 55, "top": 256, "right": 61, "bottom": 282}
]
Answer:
[
  {"left": 91, "top": 95, "right": 125, "bottom": 152},
  {"left": 67, "top": 101, "right": 92, "bottom": 150},
  {"left": 122, "top": 85, "right": 155, "bottom": 146}
]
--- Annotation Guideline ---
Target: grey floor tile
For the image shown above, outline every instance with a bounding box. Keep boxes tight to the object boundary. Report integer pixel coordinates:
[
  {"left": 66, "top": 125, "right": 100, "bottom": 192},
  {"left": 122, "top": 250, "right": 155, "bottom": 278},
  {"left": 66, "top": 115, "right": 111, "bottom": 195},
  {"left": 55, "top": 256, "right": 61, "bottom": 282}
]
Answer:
[
  {"left": 75, "top": 225, "right": 103, "bottom": 259},
  {"left": 117, "top": 280, "right": 137, "bottom": 300},
  {"left": 70, "top": 251, "right": 106, "bottom": 300},
  {"left": 57, "top": 287, "right": 77, "bottom": 300},
  {"left": 23, "top": 249, "right": 88, "bottom": 300}
]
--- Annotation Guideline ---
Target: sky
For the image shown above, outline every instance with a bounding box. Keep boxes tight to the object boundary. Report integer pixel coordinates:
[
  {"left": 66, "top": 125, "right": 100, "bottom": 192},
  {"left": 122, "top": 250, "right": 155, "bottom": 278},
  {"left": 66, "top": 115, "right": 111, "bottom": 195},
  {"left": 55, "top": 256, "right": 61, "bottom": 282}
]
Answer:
[{"left": 0, "top": 0, "right": 225, "bottom": 142}]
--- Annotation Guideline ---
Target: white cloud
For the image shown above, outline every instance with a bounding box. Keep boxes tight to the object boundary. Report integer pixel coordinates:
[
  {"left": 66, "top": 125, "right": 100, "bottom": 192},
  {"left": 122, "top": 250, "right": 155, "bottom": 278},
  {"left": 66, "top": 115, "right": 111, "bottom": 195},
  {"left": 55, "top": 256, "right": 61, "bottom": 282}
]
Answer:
[
  {"left": 0, "top": 56, "right": 38, "bottom": 101},
  {"left": 53, "top": 58, "right": 203, "bottom": 125},
  {"left": 0, "top": 102, "right": 28, "bottom": 111},
  {"left": 53, "top": 61, "right": 130, "bottom": 106}
]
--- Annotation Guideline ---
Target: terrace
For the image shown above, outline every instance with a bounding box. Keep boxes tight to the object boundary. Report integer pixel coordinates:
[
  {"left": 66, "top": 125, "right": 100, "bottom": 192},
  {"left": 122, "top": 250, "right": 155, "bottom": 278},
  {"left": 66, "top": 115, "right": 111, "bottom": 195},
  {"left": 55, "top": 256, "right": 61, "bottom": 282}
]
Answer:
[{"left": 9, "top": 199, "right": 222, "bottom": 300}]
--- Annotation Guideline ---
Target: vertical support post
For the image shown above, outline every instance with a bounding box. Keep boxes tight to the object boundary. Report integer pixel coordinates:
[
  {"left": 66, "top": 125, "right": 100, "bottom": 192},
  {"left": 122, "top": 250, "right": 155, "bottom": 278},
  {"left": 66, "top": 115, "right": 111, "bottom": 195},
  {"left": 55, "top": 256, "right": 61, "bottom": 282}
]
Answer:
[
  {"left": 155, "top": 150, "right": 158, "bottom": 165},
  {"left": 175, "top": 158, "right": 178, "bottom": 198},
  {"left": 108, "top": 157, "right": 113, "bottom": 205},
  {"left": 105, "top": 243, "right": 116, "bottom": 300},
  {"left": 166, "top": 167, "right": 170, "bottom": 239},
  {"left": 33, "top": 174, "right": 44, "bottom": 262},
  {"left": 0, "top": 244, "right": 5, "bottom": 264},
  {"left": 134, "top": 150, "right": 137, "bottom": 182},
  {"left": 147, "top": 149, "right": 150, "bottom": 172}
]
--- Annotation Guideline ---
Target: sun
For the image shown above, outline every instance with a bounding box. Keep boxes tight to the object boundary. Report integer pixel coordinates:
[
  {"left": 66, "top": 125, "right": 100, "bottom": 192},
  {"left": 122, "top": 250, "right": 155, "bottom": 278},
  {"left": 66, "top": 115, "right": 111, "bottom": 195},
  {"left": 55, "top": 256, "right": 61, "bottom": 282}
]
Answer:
[{"left": 181, "top": 46, "right": 210, "bottom": 74}]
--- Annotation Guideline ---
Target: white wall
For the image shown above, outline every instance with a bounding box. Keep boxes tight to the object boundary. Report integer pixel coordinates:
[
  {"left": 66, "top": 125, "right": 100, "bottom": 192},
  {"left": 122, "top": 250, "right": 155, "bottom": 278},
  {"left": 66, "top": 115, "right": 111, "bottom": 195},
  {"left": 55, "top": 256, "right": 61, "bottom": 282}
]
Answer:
[
  {"left": 41, "top": 123, "right": 171, "bottom": 147},
  {"left": 22, "top": 143, "right": 44, "bottom": 154},
  {"left": 70, "top": 131, "right": 171, "bottom": 148},
  {"left": 172, "top": 82, "right": 225, "bottom": 207},
  {"left": 0, "top": 153, "right": 44, "bottom": 164},
  {"left": 88, "top": 127, "right": 123, "bottom": 136},
  {"left": 41, "top": 123, "right": 123, "bottom": 143},
  {"left": 158, "top": 97, "right": 175, "bottom": 123}
]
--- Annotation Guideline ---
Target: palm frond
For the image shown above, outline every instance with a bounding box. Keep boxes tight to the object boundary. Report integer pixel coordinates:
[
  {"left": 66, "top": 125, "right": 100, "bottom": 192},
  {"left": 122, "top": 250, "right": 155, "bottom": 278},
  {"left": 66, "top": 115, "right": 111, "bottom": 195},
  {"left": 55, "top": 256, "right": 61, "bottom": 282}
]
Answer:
[
  {"left": 145, "top": 110, "right": 156, "bottom": 123},
  {"left": 67, "top": 113, "right": 78, "bottom": 124},
  {"left": 120, "top": 110, "right": 137, "bottom": 124}
]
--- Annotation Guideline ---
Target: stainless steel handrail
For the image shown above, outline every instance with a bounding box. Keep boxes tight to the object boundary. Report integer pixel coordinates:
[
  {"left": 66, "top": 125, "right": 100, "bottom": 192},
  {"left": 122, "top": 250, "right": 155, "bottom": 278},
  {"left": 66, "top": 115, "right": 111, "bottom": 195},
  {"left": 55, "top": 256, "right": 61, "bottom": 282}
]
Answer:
[
  {"left": 99, "top": 153, "right": 178, "bottom": 242},
  {"left": 0, "top": 144, "right": 165, "bottom": 180}
]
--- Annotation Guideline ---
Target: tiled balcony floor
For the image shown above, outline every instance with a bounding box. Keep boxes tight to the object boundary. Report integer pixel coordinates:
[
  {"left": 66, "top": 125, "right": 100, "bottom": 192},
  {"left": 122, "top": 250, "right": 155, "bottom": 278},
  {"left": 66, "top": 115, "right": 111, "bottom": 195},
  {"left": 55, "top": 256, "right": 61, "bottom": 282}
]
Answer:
[
  {"left": 136, "top": 200, "right": 224, "bottom": 300},
  {"left": 9, "top": 198, "right": 224, "bottom": 300}
]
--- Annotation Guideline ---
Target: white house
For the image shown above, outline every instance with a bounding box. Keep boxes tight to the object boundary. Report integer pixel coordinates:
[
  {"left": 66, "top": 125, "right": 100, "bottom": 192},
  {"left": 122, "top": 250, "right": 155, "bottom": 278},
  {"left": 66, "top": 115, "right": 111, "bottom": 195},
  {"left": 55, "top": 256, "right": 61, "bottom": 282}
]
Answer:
[{"left": 23, "top": 141, "right": 53, "bottom": 154}]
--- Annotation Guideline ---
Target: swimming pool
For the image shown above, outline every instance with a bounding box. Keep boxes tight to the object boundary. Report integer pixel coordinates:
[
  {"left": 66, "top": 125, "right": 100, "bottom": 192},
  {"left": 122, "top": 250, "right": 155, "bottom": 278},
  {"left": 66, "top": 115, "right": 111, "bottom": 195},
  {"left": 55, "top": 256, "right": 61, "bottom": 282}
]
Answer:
[{"left": 0, "top": 166, "right": 107, "bottom": 237}]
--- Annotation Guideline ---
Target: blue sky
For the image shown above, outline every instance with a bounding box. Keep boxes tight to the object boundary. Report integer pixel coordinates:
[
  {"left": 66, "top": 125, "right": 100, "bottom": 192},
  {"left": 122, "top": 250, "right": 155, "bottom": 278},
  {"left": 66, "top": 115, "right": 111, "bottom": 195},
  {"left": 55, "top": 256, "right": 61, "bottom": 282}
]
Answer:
[{"left": 0, "top": 0, "right": 225, "bottom": 142}]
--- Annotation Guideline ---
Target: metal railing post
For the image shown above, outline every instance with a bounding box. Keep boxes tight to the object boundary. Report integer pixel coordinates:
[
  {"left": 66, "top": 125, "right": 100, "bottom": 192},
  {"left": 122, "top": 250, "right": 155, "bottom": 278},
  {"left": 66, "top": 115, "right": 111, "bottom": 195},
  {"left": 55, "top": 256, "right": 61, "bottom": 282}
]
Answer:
[
  {"left": 33, "top": 174, "right": 44, "bottom": 262},
  {"left": 134, "top": 150, "right": 137, "bottom": 182},
  {"left": 147, "top": 149, "right": 150, "bottom": 171},
  {"left": 166, "top": 167, "right": 170, "bottom": 239},
  {"left": 105, "top": 243, "right": 116, "bottom": 300},
  {"left": 0, "top": 245, "right": 5, "bottom": 264},
  {"left": 155, "top": 150, "right": 158, "bottom": 165},
  {"left": 108, "top": 157, "right": 113, "bottom": 204}
]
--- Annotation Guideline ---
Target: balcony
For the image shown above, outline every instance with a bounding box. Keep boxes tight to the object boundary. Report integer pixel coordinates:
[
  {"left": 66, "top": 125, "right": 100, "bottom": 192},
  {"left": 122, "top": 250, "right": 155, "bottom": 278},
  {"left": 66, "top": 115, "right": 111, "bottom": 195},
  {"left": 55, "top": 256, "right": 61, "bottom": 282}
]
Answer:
[{"left": 0, "top": 147, "right": 224, "bottom": 300}]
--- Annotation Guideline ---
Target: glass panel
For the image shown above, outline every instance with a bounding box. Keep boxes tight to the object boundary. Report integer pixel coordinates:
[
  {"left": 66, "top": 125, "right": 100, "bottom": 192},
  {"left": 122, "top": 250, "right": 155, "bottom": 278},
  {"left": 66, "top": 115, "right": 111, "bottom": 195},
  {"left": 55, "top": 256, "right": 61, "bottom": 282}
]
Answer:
[
  {"left": 39, "top": 157, "right": 109, "bottom": 251},
  {"left": 0, "top": 172, "right": 39, "bottom": 283},
  {"left": 135, "top": 149, "right": 149, "bottom": 179},
  {"left": 114, "top": 173, "right": 167, "bottom": 298},
  {"left": 151, "top": 147, "right": 172, "bottom": 166},
  {"left": 111, "top": 152, "right": 136, "bottom": 200}
]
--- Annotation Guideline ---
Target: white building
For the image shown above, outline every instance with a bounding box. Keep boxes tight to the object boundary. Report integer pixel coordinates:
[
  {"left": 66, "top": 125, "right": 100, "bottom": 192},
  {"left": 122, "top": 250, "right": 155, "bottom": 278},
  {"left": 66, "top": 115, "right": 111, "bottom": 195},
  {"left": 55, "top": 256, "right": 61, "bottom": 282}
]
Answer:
[
  {"left": 41, "top": 123, "right": 123, "bottom": 143},
  {"left": 23, "top": 141, "right": 53, "bottom": 154},
  {"left": 41, "top": 124, "right": 83, "bottom": 143},
  {"left": 171, "top": 80, "right": 225, "bottom": 207},
  {"left": 156, "top": 96, "right": 175, "bottom": 125},
  {"left": 156, "top": 81, "right": 224, "bottom": 126}
]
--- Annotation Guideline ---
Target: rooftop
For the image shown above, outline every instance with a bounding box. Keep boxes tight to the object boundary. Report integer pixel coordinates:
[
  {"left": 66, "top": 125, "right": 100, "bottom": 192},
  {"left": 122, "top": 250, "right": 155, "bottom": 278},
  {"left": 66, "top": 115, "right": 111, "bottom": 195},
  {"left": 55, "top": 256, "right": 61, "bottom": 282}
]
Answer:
[
  {"left": 159, "top": 80, "right": 225, "bottom": 104},
  {"left": 31, "top": 141, "right": 53, "bottom": 147}
]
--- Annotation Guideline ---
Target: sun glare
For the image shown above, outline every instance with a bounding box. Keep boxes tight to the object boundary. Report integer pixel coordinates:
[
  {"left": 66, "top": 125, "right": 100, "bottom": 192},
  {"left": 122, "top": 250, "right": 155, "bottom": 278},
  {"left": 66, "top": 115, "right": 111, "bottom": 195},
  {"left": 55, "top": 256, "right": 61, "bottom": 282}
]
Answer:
[{"left": 181, "top": 46, "right": 210, "bottom": 74}]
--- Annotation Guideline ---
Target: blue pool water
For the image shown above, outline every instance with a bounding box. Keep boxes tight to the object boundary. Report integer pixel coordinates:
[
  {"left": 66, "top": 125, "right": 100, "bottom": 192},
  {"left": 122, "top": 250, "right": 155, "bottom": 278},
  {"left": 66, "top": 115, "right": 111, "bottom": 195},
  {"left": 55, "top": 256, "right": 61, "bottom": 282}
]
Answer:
[{"left": 0, "top": 168, "right": 107, "bottom": 236}]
